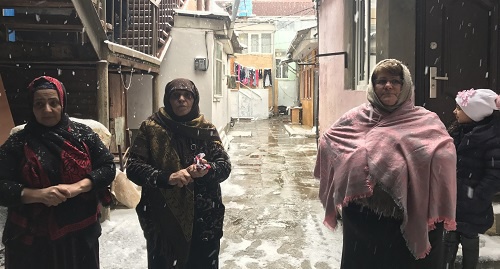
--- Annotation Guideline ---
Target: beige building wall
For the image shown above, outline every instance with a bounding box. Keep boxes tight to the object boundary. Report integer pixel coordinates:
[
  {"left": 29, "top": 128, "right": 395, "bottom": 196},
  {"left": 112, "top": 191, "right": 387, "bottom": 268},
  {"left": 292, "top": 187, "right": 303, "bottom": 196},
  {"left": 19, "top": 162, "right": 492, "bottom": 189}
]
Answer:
[
  {"left": 317, "top": 0, "right": 365, "bottom": 133},
  {"left": 184, "top": 0, "right": 200, "bottom": 10},
  {"left": 234, "top": 54, "right": 273, "bottom": 71}
]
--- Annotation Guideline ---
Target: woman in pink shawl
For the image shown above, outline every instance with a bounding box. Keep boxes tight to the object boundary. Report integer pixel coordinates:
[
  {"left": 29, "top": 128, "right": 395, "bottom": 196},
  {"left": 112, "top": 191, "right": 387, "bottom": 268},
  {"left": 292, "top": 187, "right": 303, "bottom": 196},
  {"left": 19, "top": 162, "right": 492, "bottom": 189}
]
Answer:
[{"left": 314, "top": 59, "right": 457, "bottom": 268}]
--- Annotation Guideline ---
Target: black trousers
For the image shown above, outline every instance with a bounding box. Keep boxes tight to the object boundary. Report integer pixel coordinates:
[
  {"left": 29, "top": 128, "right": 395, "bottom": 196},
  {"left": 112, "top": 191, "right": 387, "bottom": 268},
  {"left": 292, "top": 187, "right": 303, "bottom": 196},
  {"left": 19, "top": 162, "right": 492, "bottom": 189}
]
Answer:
[
  {"left": 341, "top": 203, "right": 445, "bottom": 269},
  {"left": 442, "top": 231, "right": 479, "bottom": 269},
  {"left": 186, "top": 239, "right": 220, "bottom": 269},
  {"left": 147, "top": 237, "right": 220, "bottom": 269}
]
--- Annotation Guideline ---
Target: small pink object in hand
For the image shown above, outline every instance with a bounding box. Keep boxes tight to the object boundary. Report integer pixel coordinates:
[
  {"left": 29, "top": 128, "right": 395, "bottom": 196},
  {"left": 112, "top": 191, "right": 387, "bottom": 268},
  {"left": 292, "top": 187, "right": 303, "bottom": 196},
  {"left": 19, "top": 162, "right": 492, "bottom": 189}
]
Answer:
[{"left": 194, "top": 153, "right": 211, "bottom": 170}]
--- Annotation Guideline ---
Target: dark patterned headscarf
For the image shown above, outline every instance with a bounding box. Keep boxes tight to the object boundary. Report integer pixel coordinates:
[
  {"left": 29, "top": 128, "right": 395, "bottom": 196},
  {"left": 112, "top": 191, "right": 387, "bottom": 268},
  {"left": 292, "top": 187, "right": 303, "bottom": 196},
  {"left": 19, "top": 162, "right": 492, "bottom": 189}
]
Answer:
[
  {"left": 28, "top": 76, "right": 68, "bottom": 115},
  {"left": 163, "top": 78, "right": 200, "bottom": 122}
]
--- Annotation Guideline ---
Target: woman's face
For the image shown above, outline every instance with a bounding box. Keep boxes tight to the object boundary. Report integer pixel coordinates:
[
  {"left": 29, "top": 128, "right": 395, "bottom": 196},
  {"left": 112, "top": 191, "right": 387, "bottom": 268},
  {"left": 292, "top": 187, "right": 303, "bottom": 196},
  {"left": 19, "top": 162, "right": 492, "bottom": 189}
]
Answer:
[
  {"left": 453, "top": 104, "right": 473, "bottom": 123},
  {"left": 33, "top": 89, "right": 62, "bottom": 127},
  {"left": 169, "top": 90, "right": 194, "bottom": 116},
  {"left": 374, "top": 71, "right": 403, "bottom": 106}
]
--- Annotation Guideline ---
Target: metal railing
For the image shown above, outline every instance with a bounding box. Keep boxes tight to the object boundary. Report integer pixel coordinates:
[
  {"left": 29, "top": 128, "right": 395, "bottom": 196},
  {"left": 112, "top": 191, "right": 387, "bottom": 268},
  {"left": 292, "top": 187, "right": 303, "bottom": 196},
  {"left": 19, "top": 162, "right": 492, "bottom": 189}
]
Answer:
[{"left": 94, "top": 0, "right": 178, "bottom": 57}]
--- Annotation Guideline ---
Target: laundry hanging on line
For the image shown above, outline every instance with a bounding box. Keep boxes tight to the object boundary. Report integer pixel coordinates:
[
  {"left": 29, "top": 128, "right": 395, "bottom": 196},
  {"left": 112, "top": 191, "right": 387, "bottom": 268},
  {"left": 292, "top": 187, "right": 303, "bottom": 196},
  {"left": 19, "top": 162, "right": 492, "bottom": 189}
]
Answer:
[{"left": 234, "top": 62, "right": 272, "bottom": 88}]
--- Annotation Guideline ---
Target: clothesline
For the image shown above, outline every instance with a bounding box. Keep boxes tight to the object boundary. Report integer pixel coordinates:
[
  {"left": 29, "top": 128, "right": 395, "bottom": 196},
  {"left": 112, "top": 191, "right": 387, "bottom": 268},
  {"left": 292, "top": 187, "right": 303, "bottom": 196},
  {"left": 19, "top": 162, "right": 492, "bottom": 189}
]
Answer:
[{"left": 234, "top": 62, "right": 273, "bottom": 88}]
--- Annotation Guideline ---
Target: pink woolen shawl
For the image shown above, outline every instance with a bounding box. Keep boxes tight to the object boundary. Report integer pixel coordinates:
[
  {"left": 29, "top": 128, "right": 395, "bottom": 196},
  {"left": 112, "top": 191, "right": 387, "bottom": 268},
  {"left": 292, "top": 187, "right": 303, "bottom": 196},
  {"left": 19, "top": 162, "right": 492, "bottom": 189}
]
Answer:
[{"left": 314, "top": 101, "right": 457, "bottom": 259}]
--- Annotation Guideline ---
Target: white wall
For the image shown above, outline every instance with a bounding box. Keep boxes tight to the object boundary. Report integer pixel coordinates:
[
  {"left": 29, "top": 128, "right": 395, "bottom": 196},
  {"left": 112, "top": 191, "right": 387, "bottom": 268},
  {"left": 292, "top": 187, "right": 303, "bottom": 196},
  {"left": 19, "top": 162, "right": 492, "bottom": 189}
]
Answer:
[
  {"left": 157, "top": 27, "right": 231, "bottom": 134},
  {"left": 230, "top": 88, "right": 269, "bottom": 119},
  {"left": 126, "top": 74, "right": 154, "bottom": 129},
  {"left": 277, "top": 79, "right": 298, "bottom": 107},
  {"left": 158, "top": 28, "right": 214, "bottom": 120}
]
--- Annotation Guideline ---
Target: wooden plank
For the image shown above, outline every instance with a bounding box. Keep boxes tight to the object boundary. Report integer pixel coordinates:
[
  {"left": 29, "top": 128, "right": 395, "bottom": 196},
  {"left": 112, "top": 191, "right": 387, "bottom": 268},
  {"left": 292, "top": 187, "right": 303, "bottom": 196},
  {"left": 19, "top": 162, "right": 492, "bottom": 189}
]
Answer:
[
  {"left": 0, "top": 15, "right": 81, "bottom": 25},
  {"left": 1, "top": 22, "right": 83, "bottom": 31},
  {"left": 0, "top": 0, "right": 73, "bottom": 8},
  {"left": 0, "top": 14, "right": 83, "bottom": 31},
  {"left": 0, "top": 42, "right": 97, "bottom": 62}
]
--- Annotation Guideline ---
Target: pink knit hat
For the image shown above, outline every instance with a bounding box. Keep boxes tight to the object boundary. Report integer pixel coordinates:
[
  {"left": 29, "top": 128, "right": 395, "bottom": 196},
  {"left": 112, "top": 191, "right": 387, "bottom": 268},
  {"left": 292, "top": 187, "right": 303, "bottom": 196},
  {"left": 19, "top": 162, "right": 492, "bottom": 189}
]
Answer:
[{"left": 455, "top": 88, "right": 500, "bottom": 121}]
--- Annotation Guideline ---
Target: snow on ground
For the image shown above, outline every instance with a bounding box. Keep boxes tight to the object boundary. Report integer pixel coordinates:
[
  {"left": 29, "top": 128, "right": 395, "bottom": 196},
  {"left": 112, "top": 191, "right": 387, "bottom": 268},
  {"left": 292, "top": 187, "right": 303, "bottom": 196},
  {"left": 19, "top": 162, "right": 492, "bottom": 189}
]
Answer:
[
  {"left": 218, "top": 179, "right": 343, "bottom": 269},
  {"left": 479, "top": 234, "right": 500, "bottom": 262},
  {"left": 97, "top": 178, "right": 344, "bottom": 269},
  {"left": 99, "top": 208, "right": 147, "bottom": 269},
  {"left": 97, "top": 201, "right": 500, "bottom": 269}
]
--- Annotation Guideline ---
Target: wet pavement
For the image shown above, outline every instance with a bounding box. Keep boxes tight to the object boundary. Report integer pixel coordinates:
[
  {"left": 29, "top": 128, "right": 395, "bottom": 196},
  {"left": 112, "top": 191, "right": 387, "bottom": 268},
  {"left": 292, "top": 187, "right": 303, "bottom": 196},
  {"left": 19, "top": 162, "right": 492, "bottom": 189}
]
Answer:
[
  {"left": 220, "top": 116, "right": 500, "bottom": 269},
  {"left": 220, "top": 116, "right": 343, "bottom": 268},
  {"left": 0, "top": 116, "right": 498, "bottom": 269}
]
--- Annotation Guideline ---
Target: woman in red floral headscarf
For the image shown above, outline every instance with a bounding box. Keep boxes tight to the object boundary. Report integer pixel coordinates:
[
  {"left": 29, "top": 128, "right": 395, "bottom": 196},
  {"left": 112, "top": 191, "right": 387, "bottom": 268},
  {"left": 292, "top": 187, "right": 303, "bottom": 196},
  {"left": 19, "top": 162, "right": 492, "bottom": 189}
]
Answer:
[{"left": 0, "top": 76, "right": 116, "bottom": 269}]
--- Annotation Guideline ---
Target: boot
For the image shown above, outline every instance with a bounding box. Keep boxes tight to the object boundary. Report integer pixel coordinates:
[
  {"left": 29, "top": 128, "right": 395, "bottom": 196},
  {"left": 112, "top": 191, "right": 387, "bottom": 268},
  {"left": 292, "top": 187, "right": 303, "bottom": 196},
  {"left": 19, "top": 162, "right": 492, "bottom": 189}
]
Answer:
[
  {"left": 442, "top": 231, "right": 459, "bottom": 269},
  {"left": 461, "top": 235, "right": 479, "bottom": 269}
]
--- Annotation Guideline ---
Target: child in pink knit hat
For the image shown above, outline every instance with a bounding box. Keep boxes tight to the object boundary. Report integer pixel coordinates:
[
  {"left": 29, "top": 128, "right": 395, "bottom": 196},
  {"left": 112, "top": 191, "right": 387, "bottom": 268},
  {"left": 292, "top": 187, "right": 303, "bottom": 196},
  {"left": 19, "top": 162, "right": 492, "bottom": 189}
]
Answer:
[{"left": 443, "top": 88, "right": 500, "bottom": 269}]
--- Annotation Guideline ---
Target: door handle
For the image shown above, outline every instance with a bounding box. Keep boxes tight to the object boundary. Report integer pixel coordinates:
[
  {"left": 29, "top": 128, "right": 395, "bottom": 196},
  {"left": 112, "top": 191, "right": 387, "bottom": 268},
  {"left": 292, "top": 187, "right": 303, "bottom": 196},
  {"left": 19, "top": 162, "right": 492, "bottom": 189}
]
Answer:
[{"left": 429, "top": 67, "right": 448, "bottom": 98}]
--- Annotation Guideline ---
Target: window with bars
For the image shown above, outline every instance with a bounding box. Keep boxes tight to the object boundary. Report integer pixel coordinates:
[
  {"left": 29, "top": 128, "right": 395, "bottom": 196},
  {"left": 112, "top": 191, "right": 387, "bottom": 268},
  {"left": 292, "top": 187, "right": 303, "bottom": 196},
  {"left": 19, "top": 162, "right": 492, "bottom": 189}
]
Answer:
[{"left": 354, "top": 0, "right": 377, "bottom": 90}]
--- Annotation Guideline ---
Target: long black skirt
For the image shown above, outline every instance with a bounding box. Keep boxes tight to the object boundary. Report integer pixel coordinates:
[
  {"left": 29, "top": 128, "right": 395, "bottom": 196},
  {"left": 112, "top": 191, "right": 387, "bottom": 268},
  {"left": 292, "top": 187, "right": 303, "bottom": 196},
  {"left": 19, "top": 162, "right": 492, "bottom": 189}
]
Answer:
[
  {"left": 340, "top": 203, "right": 444, "bottom": 269},
  {"left": 4, "top": 224, "right": 100, "bottom": 269}
]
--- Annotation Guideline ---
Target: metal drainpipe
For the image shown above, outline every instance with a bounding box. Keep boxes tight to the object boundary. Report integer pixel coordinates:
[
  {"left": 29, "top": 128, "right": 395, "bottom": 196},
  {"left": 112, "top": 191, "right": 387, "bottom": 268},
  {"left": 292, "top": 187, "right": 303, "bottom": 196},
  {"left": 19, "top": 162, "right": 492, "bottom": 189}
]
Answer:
[
  {"left": 228, "top": 0, "right": 241, "bottom": 40},
  {"left": 231, "top": 0, "right": 241, "bottom": 22},
  {"left": 315, "top": 0, "right": 320, "bottom": 146}
]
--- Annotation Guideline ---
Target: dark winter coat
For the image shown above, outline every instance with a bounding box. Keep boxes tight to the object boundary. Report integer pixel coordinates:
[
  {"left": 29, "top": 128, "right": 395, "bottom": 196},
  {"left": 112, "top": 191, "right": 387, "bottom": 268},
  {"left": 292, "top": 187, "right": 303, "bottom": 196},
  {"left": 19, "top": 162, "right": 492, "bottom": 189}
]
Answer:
[
  {"left": 449, "top": 113, "right": 500, "bottom": 235},
  {"left": 126, "top": 108, "right": 231, "bottom": 268}
]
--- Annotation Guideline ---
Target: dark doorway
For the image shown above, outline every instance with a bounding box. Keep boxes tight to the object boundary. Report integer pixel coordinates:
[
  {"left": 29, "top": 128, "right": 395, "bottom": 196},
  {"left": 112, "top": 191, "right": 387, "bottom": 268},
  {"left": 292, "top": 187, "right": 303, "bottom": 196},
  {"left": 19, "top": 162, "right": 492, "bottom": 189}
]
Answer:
[{"left": 416, "top": 0, "right": 499, "bottom": 126}]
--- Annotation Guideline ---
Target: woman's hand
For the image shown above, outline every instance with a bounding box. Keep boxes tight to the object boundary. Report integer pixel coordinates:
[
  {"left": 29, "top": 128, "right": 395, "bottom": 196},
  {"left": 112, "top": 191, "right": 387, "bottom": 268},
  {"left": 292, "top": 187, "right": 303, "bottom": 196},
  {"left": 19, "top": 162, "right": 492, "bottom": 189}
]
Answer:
[
  {"left": 21, "top": 179, "right": 93, "bottom": 206},
  {"left": 186, "top": 163, "right": 209, "bottom": 178},
  {"left": 21, "top": 186, "right": 69, "bottom": 206},
  {"left": 56, "top": 178, "right": 93, "bottom": 198},
  {"left": 168, "top": 169, "right": 193, "bottom": 187}
]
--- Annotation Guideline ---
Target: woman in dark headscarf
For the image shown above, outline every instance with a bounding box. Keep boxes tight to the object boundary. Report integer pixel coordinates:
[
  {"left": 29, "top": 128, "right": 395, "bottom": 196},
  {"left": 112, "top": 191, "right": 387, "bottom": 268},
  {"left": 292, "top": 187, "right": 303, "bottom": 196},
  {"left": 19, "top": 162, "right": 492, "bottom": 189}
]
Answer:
[
  {"left": 315, "top": 59, "right": 457, "bottom": 268},
  {"left": 127, "top": 78, "right": 231, "bottom": 269},
  {"left": 0, "top": 76, "right": 116, "bottom": 269}
]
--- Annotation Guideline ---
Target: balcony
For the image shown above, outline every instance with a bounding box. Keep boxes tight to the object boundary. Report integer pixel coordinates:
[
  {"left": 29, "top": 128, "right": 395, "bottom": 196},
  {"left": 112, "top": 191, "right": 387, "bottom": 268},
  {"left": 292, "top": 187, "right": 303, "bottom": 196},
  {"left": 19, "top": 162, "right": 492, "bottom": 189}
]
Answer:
[{"left": 0, "top": 0, "right": 183, "bottom": 72}]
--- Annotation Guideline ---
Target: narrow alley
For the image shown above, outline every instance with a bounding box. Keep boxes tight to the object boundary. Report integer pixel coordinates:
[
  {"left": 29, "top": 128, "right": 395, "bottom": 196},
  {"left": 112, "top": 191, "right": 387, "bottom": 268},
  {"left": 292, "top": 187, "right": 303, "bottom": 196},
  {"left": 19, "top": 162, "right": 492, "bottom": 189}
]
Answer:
[{"left": 219, "top": 116, "right": 342, "bottom": 268}]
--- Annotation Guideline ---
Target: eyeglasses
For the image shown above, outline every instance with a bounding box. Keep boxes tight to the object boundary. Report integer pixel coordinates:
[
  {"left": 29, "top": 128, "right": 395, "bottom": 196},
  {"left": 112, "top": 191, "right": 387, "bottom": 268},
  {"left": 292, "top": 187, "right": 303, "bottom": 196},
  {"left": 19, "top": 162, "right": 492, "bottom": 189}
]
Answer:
[
  {"left": 375, "top": 78, "right": 403, "bottom": 86},
  {"left": 169, "top": 91, "right": 194, "bottom": 100}
]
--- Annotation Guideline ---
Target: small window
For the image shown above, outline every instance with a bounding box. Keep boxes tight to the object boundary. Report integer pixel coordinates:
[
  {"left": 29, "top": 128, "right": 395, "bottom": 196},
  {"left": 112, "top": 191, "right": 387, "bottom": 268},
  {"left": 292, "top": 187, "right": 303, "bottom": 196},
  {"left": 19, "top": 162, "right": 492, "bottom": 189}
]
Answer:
[
  {"left": 238, "top": 33, "right": 248, "bottom": 54},
  {"left": 238, "top": 32, "right": 273, "bottom": 54},
  {"left": 276, "top": 59, "right": 289, "bottom": 79},
  {"left": 214, "top": 42, "right": 224, "bottom": 96},
  {"left": 250, "top": 34, "right": 259, "bottom": 53},
  {"left": 261, "top": 33, "right": 272, "bottom": 53}
]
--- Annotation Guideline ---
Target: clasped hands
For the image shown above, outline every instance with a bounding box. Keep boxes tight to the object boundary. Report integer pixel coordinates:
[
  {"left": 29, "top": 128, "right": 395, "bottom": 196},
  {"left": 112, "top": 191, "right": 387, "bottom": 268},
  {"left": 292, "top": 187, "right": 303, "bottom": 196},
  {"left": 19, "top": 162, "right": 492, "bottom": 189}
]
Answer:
[
  {"left": 21, "top": 178, "right": 93, "bottom": 207},
  {"left": 168, "top": 158, "right": 209, "bottom": 188}
]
